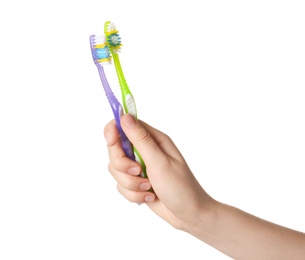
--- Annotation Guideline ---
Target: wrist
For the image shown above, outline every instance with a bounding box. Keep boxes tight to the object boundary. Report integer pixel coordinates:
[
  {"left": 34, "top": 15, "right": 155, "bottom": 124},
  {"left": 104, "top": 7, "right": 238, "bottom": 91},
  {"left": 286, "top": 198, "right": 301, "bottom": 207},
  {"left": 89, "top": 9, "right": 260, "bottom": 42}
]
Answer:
[{"left": 181, "top": 195, "right": 220, "bottom": 239}]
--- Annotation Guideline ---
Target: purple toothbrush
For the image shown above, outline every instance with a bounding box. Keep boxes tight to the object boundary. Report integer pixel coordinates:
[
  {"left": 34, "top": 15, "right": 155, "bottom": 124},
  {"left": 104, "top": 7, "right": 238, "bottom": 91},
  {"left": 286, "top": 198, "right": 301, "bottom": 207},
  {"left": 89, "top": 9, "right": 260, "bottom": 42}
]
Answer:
[{"left": 89, "top": 34, "right": 135, "bottom": 161}]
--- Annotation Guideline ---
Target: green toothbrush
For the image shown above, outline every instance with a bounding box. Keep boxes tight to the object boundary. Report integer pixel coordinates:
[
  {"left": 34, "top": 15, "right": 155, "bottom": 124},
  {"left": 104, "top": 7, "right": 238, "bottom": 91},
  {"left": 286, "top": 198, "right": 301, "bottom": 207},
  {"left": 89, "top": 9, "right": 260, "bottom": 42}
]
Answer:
[{"left": 104, "top": 21, "right": 147, "bottom": 178}]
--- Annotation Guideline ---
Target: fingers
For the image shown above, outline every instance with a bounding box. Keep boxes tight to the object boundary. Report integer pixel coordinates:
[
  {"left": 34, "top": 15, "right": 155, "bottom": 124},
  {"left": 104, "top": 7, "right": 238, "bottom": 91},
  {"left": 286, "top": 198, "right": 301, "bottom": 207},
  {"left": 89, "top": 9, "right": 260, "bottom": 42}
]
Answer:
[
  {"left": 108, "top": 163, "right": 151, "bottom": 191},
  {"left": 104, "top": 119, "right": 155, "bottom": 204},
  {"left": 108, "top": 163, "right": 155, "bottom": 203},
  {"left": 117, "top": 184, "right": 156, "bottom": 203},
  {"left": 104, "top": 116, "right": 186, "bottom": 204},
  {"left": 104, "top": 119, "right": 141, "bottom": 174}
]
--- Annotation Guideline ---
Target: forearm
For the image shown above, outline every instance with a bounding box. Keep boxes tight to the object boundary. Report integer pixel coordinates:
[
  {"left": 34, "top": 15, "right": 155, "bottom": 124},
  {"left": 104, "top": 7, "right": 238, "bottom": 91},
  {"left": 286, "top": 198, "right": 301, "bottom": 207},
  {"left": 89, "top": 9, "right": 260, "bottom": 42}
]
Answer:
[{"left": 187, "top": 202, "right": 305, "bottom": 259}]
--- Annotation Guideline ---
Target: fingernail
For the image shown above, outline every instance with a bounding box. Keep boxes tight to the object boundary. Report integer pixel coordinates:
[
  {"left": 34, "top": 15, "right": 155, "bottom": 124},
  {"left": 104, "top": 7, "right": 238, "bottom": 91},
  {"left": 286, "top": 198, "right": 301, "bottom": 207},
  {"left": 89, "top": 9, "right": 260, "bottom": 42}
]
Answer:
[
  {"left": 123, "top": 114, "right": 136, "bottom": 128},
  {"left": 144, "top": 195, "right": 154, "bottom": 202},
  {"left": 140, "top": 182, "right": 151, "bottom": 191},
  {"left": 127, "top": 167, "right": 140, "bottom": 175}
]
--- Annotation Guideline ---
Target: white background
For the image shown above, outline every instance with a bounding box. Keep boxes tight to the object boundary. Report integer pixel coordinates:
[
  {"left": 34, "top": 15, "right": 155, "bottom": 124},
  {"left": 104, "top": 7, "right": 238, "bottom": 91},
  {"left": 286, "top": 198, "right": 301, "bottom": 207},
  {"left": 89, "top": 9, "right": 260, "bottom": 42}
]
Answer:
[{"left": 0, "top": 1, "right": 304, "bottom": 259}]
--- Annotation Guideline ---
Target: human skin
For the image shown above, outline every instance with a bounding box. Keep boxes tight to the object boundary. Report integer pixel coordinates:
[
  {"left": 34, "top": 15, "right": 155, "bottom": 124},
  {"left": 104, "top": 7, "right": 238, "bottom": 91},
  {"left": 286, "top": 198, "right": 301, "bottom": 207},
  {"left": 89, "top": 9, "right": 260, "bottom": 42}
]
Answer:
[{"left": 104, "top": 114, "right": 305, "bottom": 259}]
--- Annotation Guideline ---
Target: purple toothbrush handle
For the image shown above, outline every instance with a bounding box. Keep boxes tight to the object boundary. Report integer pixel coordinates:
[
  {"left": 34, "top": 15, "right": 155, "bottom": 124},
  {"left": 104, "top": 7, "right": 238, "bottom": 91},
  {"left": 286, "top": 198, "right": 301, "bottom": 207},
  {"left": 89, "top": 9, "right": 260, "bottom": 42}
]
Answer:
[
  {"left": 109, "top": 97, "right": 135, "bottom": 161},
  {"left": 96, "top": 66, "right": 135, "bottom": 161}
]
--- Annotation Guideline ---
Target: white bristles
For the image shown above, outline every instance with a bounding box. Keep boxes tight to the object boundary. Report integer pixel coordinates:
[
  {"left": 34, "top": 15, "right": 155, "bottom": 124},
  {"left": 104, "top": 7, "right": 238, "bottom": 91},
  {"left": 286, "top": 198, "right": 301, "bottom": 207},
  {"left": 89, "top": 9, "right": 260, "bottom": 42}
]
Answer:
[
  {"left": 106, "top": 22, "right": 117, "bottom": 32},
  {"left": 94, "top": 35, "right": 107, "bottom": 45}
]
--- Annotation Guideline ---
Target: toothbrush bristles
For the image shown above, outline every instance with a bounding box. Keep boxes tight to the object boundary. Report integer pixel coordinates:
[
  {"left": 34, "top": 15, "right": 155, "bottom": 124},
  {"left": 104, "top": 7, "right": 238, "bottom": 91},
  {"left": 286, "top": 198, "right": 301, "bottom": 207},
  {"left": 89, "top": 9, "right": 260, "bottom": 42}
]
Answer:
[
  {"left": 90, "top": 35, "right": 112, "bottom": 65},
  {"left": 105, "top": 22, "right": 122, "bottom": 53}
]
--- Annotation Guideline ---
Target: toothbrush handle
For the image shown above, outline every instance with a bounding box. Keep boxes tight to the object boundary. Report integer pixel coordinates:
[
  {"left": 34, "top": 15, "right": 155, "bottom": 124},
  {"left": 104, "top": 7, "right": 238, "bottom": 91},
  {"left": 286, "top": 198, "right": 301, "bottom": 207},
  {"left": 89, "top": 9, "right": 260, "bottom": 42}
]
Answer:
[
  {"left": 134, "top": 148, "right": 148, "bottom": 178},
  {"left": 97, "top": 66, "right": 135, "bottom": 161},
  {"left": 112, "top": 54, "right": 148, "bottom": 178},
  {"left": 109, "top": 97, "right": 135, "bottom": 161}
]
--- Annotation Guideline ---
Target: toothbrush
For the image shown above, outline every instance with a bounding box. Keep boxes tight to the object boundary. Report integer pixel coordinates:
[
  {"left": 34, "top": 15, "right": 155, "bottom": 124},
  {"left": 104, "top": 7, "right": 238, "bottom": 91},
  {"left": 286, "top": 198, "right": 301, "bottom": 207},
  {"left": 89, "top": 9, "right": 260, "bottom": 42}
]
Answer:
[
  {"left": 89, "top": 34, "right": 135, "bottom": 161},
  {"left": 104, "top": 21, "right": 147, "bottom": 178}
]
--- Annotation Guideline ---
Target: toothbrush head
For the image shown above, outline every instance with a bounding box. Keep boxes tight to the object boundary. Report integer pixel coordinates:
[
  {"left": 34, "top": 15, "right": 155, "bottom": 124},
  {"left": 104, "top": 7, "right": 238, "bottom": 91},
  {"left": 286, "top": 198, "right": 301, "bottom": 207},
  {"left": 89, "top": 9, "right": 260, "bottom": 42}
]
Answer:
[
  {"left": 89, "top": 34, "right": 112, "bottom": 66},
  {"left": 104, "top": 21, "right": 122, "bottom": 54}
]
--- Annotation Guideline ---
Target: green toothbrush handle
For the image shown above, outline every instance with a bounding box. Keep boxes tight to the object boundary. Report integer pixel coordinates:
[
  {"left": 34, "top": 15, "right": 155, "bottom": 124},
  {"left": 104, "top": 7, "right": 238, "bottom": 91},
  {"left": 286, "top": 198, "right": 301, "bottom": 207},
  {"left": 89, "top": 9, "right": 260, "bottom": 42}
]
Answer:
[{"left": 134, "top": 148, "right": 147, "bottom": 178}]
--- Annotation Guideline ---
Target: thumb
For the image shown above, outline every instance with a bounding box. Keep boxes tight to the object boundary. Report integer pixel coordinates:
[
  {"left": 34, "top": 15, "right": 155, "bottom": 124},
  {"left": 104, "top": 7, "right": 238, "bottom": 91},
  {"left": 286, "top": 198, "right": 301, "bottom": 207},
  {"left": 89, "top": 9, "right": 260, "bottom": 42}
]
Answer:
[{"left": 120, "top": 114, "right": 165, "bottom": 167}]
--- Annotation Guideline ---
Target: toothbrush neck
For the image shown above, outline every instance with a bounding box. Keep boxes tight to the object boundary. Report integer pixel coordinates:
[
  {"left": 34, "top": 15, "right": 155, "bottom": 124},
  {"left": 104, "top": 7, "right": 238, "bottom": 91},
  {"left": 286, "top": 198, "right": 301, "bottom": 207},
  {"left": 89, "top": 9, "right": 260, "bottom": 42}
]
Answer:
[
  {"left": 97, "top": 65, "right": 113, "bottom": 96},
  {"left": 113, "top": 53, "right": 126, "bottom": 84}
]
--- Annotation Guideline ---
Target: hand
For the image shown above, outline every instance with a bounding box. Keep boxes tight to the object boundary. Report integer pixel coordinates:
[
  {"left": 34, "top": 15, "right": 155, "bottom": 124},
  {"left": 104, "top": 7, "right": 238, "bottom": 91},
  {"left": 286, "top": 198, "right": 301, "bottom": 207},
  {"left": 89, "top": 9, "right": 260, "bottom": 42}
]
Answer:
[{"left": 104, "top": 114, "right": 215, "bottom": 231}]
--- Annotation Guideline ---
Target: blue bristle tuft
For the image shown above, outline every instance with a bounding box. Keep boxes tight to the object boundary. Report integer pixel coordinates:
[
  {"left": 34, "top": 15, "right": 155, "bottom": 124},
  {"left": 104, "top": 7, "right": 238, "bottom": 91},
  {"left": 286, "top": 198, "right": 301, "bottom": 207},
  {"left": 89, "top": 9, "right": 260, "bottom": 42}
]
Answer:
[{"left": 96, "top": 46, "right": 110, "bottom": 59}]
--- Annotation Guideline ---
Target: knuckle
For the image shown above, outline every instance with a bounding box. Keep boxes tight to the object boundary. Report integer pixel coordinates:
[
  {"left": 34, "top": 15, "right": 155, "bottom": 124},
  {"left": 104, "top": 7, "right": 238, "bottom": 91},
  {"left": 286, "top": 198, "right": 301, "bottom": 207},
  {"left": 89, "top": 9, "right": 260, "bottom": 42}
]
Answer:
[{"left": 136, "top": 129, "right": 152, "bottom": 145}]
